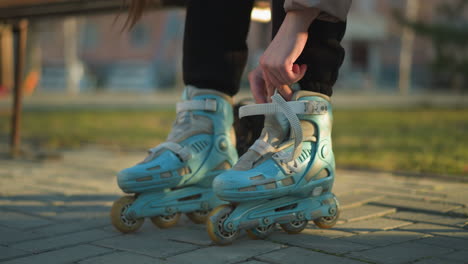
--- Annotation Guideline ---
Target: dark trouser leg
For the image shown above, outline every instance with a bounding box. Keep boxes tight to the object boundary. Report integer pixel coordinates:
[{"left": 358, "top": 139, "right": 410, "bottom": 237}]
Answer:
[
  {"left": 271, "top": 0, "right": 346, "bottom": 97},
  {"left": 183, "top": 0, "right": 254, "bottom": 96}
]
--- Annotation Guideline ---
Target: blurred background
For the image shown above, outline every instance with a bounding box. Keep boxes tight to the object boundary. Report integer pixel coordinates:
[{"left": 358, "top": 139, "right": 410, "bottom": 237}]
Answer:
[{"left": 0, "top": 0, "right": 467, "bottom": 177}]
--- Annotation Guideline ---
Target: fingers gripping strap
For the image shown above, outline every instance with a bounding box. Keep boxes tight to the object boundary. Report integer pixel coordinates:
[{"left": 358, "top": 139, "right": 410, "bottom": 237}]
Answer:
[
  {"left": 239, "top": 95, "right": 328, "bottom": 163},
  {"left": 176, "top": 99, "right": 217, "bottom": 113},
  {"left": 249, "top": 140, "right": 275, "bottom": 156},
  {"left": 149, "top": 142, "right": 191, "bottom": 162},
  {"left": 239, "top": 101, "right": 328, "bottom": 119},
  {"left": 271, "top": 94, "right": 303, "bottom": 162}
]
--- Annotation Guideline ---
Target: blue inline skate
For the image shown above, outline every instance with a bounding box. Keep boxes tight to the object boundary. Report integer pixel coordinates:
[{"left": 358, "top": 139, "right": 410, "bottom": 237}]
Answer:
[
  {"left": 207, "top": 90, "right": 340, "bottom": 244},
  {"left": 111, "top": 86, "right": 238, "bottom": 233}
]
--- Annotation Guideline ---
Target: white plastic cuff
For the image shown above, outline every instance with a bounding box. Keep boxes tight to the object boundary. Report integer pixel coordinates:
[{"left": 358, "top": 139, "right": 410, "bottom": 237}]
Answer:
[{"left": 176, "top": 99, "right": 217, "bottom": 113}]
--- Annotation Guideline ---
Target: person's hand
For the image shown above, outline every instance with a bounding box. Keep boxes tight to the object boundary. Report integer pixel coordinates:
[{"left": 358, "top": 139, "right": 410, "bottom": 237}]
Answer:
[
  {"left": 251, "top": 8, "right": 320, "bottom": 102},
  {"left": 248, "top": 65, "right": 306, "bottom": 103},
  {"left": 248, "top": 66, "right": 268, "bottom": 103}
]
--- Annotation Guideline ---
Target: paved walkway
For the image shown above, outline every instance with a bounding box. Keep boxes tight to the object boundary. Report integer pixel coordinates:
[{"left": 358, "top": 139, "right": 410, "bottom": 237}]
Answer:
[{"left": 0, "top": 147, "right": 467, "bottom": 264}]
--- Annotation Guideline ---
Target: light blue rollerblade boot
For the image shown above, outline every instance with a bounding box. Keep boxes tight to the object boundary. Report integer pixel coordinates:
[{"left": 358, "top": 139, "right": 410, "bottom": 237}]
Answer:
[
  {"left": 207, "top": 90, "right": 339, "bottom": 244},
  {"left": 111, "top": 86, "right": 237, "bottom": 233}
]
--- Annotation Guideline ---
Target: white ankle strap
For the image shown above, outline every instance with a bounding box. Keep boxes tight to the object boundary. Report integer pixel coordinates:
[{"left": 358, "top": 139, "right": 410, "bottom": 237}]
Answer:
[
  {"left": 239, "top": 92, "right": 328, "bottom": 163},
  {"left": 176, "top": 99, "right": 217, "bottom": 113},
  {"left": 239, "top": 100, "right": 328, "bottom": 118},
  {"left": 149, "top": 142, "right": 192, "bottom": 162}
]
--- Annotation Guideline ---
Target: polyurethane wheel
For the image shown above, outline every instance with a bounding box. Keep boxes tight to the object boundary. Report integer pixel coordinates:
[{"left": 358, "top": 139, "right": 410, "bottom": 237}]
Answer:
[
  {"left": 206, "top": 204, "right": 238, "bottom": 245},
  {"left": 151, "top": 213, "right": 181, "bottom": 229},
  {"left": 110, "top": 196, "right": 144, "bottom": 233},
  {"left": 280, "top": 220, "right": 308, "bottom": 234},
  {"left": 314, "top": 197, "right": 340, "bottom": 229},
  {"left": 246, "top": 224, "right": 275, "bottom": 239},
  {"left": 186, "top": 210, "right": 210, "bottom": 224}
]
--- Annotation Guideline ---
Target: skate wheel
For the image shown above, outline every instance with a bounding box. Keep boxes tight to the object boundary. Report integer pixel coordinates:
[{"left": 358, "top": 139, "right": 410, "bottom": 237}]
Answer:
[
  {"left": 314, "top": 197, "right": 340, "bottom": 229},
  {"left": 151, "top": 213, "right": 181, "bottom": 229},
  {"left": 110, "top": 196, "right": 144, "bottom": 233},
  {"left": 246, "top": 224, "right": 275, "bottom": 240},
  {"left": 186, "top": 210, "right": 210, "bottom": 224},
  {"left": 280, "top": 220, "right": 308, "bottom": 234},
  {"left": 206, "top": 204, "right": 238, "bottom": 245}
]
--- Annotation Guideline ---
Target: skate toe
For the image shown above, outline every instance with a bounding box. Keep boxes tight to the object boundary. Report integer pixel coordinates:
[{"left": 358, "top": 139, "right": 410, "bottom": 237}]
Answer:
[{"left": 213, "top": 169, "right": 286, "bottom": 202}]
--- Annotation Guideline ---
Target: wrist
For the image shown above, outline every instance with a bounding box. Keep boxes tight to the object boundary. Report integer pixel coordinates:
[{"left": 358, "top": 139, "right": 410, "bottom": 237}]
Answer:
[{"left": 284, "top": 8, "right": 320, "bottom": 32}]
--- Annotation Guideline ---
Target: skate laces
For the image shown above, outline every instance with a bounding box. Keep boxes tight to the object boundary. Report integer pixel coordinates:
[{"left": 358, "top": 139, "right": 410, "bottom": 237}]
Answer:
[{"left": 239, "top": 91, "right": 328, "bottom": 163}]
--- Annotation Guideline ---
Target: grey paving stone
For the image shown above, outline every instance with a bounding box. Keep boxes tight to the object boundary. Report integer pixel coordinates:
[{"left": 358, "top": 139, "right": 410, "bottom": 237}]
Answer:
[
  {"left": 412, "top": 257, "right": 459, "bottom": 264},
  {"left": 399, "top": 223, "right": 468, "bottom": 240},
  {"left": 449, "top": 207, "right": 468, "bottom": 217},
  {"left": 49, "top": 211, "right": 110, "bottom": 221},
  {"left": 369, "top": 198, "right": 461, "bottom": 213},
  {"left": 445, "top": 190, "right": 468, "bottom": 206},
  {"left": 417, "top": 236, "right": 468, "bottom": 250},
  {"left": 0, "top": 199, "right": 48, "bottom": 207},
  {"left": 93, "top": 232, "right": 199, "bottom": 258},
  {"left": 347, "top": 240, "right": 454, "bottom": 264},
  {"left": 0, "top": 226, "right": 44, "bottom": 245},
  {"left": 300, "top": 226, "right": 355, "bottom": 239},
  {"left": 11, "top": 229, "right": 117, "bottom": 253},
  {"left": 358, "top": 184, "right": 433, "bottom": 198},
  {"left": 336, "top": 217, "right": 412, "bottom": 234},
  {"left": 340, "top": 204, "right": 396, "bottom": 223},
  {"left": 165, "top": 226, "right": 214, "bottom": 246},
  {"left": 414, "top": 189, "right": 447, "bottom": 198},
  {"left": 0, "top": 205, "right": 65, "bottom": 219},
  {"left": 255, "top": 247, "right": 366, "bottom": 264},
  {"left": 338, "top": 192, "right": 384, "bottom": 209},
  {"left": 238, "top": 261, "right": 269, "bottom": 264},
  {"left": 268, "top": 232, "right": 370, "bottom": 254},
  {"left": 0, "top": 246, "right": 29, "bottom": 261},
  {"left": 30, "top": 218, "right": 109, "bottom": 237},
  {"left": 166, "top": 240, "right": 281, "bottom": 264},
  {"left": 386, "top": 211, "right": 467, "bottom": 227},
  {"left": 340, "top": 230, "right": 431, "bottom": 247},
  {"left": 440, "top": 250, "right": 468, "bottom": 262},
  {"left": 1, "top": 244, "right": 112, "bottom": 264},
  {"left": 78, "top": 251, "right": 165, "bottom": 264},
  {"left": 0, "top": 211, "right": 54, "bottom": 230}
]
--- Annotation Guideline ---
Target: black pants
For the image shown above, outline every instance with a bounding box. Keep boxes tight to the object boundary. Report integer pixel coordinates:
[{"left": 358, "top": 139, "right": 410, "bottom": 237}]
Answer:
[{"left": 183, "top": 0, "right": 346, "bottom": 97}]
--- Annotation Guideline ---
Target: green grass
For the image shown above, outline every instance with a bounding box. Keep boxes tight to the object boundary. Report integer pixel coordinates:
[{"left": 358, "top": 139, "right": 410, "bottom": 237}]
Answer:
[{"left": 1, "top": 108, "right": 467, "bottom": 176}]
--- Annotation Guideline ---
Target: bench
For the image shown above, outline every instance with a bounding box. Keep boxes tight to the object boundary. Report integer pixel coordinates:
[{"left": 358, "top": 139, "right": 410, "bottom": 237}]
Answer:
[{"left": 0, "top": 0, "right": 186, "bottom": 156}]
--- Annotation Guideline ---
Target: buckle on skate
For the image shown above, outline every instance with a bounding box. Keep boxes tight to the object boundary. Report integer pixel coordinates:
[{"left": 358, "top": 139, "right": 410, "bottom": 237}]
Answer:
[
  {"left": 148, "top": 142, "right": 192, "bottom": 162},
  {"left": 304, "top": 101, "right": 328, "bottom": 115},
  {"left": 176, "top": 99, "right": 217, "bottom": 113}
]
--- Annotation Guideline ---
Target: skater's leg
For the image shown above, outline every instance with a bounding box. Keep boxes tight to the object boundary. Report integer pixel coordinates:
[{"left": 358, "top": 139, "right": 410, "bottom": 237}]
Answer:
[
  {"left": 183, "top": 0, "right": 254, "bottom": 96},
  {"left": 271, "top": 0, "right": 346, "bottom": 96}
]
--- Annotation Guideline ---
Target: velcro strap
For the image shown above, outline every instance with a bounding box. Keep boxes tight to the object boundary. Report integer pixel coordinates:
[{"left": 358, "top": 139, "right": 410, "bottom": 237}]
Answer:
[
  {"left": 249, "top": 140, "right": 276, "bottom": 156},
  {"left": 271, "top": 93, "right": 303, "bottom": 162},
  {"left": 176, "top": 99, "right": 217, "bottom": 113},
  {"left": 239, "top": 101, "right": 328, "bottom": 119},
  {"left": 149, "top": 142, "right": 192, "bottom": 162}
]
